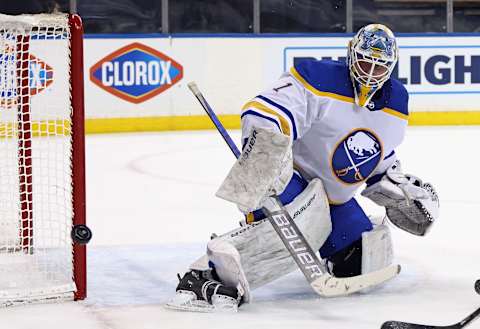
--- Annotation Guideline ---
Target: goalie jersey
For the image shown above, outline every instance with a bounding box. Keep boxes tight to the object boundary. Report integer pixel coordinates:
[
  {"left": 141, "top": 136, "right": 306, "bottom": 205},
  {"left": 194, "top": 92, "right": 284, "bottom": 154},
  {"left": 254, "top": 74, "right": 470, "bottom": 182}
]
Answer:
[{"left": 241, "top": 59, "right": 409, "bottom": 205}]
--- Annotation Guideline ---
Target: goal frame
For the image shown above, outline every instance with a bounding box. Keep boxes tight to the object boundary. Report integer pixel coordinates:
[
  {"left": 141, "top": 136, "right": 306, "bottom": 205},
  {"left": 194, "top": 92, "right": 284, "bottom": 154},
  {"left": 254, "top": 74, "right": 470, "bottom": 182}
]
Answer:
[
  {"left": 69, "top": 13, "right": 87, "bottom": 301},
  {"left": 13, "top": 13, "right": 87, "bottom": 302}
]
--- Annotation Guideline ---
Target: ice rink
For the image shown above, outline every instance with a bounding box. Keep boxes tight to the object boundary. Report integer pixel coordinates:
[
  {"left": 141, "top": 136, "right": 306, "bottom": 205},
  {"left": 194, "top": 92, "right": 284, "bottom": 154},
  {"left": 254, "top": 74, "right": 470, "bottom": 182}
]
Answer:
[{"left": 2, "top": 126, "right": 480, "bottom": 329}]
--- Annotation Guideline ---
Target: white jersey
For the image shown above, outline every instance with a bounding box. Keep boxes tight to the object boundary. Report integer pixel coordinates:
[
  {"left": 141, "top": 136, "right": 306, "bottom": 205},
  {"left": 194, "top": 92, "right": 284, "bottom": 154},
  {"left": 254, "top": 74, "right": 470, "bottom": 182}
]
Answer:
[{"left": 241, "top": 60, "right": 409, "bottom": 205}]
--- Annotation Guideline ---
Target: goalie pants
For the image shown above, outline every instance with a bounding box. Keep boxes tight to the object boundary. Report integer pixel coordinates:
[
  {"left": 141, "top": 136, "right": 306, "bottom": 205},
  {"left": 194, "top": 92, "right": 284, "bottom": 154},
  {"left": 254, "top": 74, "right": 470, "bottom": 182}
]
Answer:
[{"left": 248, "top": 172, "right": 373, "bottom": 258}]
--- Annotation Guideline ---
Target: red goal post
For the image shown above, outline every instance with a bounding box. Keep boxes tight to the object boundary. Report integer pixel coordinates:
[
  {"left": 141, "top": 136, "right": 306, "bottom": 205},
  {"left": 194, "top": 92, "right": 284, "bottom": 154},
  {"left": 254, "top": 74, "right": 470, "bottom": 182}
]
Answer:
[{"left": 0, "top": 13, "right": 87, "bottom": 306}]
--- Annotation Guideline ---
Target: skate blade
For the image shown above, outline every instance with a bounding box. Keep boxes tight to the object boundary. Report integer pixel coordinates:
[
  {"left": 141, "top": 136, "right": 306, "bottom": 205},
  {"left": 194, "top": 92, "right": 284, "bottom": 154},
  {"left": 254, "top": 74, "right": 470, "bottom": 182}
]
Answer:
[
  {"left": 164, "top": 299, "right": 216, "bottom": 313},
  {"left": 164, "top": 292, "right": 238, "bottom": 313}
]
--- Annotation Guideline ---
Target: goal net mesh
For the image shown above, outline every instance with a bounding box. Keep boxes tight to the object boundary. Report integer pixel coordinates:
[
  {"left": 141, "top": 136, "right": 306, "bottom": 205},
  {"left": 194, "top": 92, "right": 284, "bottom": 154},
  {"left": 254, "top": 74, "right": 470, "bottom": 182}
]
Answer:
[{"left": 0, "top": 13, "right": 76, "bottom": 306}]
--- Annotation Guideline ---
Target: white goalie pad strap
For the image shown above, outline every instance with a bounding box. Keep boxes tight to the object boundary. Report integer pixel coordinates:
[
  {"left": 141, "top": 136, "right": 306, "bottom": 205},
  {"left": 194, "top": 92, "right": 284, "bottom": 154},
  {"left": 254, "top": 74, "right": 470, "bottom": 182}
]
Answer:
[
  {"left": 215, "top": 127, "right": 293, "bottom": 212},
  {"left": 208, "top": 178, "right": 331, "bottom": 303},
  {"left": 361, "top": 224, "right": 393, "bottom": 275}
]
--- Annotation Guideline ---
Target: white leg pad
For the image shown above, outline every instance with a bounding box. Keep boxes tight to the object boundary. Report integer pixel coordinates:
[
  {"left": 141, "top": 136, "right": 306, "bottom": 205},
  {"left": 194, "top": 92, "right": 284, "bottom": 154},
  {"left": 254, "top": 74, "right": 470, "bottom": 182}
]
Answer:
[
  {"left": 361, "top": 224, "right": 393, "bottom": 274},
  {"left": 207, "top": 178, "right": 331, "bottom": 303},
  {"left": 207, "top": 238, "right": 251, "bottom": 302},
  {"left": 189, "top": 255, "right": 210, "bottom": 271}
]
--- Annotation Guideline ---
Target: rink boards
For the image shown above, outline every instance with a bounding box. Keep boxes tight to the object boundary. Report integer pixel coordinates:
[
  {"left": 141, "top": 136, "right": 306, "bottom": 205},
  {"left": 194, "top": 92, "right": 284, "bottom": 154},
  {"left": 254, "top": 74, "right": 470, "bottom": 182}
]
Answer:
[{"left": 19, "top": 33, "right": 480, "bottom": 133}]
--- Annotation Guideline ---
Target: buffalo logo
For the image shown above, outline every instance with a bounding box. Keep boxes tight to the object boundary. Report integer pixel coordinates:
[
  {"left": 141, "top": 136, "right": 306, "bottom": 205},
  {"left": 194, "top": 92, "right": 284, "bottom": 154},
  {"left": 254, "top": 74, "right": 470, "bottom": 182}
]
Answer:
[
  {"left": 331, "top": 129, "right": 382, "bottom": 184},
  {"left": 90, "top": 42, "right": 183, "bottom": 104},
  {"left": 0, "top": 45, "right": 53, "bottom": 108}
]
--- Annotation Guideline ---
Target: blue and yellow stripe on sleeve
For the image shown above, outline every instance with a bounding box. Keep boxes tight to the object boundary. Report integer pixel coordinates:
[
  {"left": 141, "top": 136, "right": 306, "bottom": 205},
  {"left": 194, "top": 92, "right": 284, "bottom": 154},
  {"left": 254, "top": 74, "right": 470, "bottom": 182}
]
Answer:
[{"left": 241, "top": 95, "right": 298, "bottom": 140}]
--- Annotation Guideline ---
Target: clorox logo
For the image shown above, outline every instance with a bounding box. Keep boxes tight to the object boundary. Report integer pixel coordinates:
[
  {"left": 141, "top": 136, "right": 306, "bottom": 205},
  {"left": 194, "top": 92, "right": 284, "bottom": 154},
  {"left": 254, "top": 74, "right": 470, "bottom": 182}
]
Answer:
[
  {"left": 0, "top": 43, "right": 17, "bottom": 107},
  {"left": 0, "top": 45, "right": 53, "bottom": 108},
  {"left": 29, "top": 54, "right": 53, "bottom": 95},
  {"left": 89, "top": 43, "right": 183, "bottom": 104},
  {"left": 331, "top": 129, "right": 383, "bottom": 184}
]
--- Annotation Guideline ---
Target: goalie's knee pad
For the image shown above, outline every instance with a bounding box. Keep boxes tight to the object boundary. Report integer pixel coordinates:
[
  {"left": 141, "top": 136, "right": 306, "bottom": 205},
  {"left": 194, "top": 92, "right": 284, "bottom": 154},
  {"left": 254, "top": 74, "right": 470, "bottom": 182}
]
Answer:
[
  {"left": 326, "top": 224, "right": 393, "bottom": 278},
  {"left": 207, "top": 178, "right": 331, "bottom": 303}
]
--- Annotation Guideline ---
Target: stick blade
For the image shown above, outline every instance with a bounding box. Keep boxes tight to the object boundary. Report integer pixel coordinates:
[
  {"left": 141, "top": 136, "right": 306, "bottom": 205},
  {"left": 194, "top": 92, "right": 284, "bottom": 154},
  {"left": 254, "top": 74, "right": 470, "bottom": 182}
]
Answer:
[
  {"left": 381, "top": 321, "right": 451, "bottom": 329},
  {"left": 382, "top": 306, "right": 480, "bottom": 329},
  {"left": 311, "top": 264, "right": 401, "bottom": 297}
]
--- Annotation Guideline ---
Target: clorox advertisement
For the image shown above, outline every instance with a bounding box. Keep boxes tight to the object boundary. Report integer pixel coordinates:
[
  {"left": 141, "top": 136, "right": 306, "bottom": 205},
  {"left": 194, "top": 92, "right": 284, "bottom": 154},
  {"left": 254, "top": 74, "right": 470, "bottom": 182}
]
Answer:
[
  {"left": 90, "top": 42, "right": 183, "bottom": 104},
  {"left": 29, "top": 54, "right": 54, "bottom": 96},
  {"left": 0, "top": 50, "right": 54, "bottom": 106},
  {"left": 0, "top": 37, "right": 70, "bottom": 122}
]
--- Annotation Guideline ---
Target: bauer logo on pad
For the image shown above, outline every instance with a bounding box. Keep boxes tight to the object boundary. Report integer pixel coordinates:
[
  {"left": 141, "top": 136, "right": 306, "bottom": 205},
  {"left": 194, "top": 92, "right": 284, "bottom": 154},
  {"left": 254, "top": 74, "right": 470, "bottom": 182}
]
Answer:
[{"left": 89, "top": 42, "right": 183, "bottom": 104}]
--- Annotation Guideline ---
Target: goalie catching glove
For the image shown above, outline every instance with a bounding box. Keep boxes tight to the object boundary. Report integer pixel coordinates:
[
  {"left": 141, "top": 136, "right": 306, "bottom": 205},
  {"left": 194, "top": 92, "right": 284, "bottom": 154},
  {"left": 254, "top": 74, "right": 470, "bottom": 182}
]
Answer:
[{"left": 361, "top": 160, "right": 439, "bottom": 236}]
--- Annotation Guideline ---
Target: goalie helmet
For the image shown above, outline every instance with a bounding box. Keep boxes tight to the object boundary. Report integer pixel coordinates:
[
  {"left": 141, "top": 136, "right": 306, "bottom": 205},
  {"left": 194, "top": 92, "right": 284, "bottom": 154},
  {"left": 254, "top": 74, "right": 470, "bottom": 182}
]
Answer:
[{"left": 347, "top": 24, "right": 398, "bottom": 107}]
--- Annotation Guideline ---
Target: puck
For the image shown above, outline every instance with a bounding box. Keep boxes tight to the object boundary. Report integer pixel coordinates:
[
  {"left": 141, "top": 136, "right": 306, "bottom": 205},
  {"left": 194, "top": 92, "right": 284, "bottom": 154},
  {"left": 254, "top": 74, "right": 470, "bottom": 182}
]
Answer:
[
  {"left": 475, "top": 280, "right": 480, "bottom": 295},
  {"left": 71, "top": 224, "right": 92, "bottom": 245}
]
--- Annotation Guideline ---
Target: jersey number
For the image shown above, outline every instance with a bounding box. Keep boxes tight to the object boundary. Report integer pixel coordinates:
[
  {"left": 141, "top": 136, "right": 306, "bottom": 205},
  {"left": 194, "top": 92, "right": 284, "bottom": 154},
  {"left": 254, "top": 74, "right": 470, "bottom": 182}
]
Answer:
[{"left": 273, "top": 82, "right": 292, "bottom": 92}]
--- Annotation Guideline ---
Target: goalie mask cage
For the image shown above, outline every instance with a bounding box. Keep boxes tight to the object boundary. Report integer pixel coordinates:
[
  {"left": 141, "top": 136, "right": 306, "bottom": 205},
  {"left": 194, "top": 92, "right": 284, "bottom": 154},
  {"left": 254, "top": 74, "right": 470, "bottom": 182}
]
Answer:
[{"left": 0, "top": 13, "right": 86, "bottom": 306}]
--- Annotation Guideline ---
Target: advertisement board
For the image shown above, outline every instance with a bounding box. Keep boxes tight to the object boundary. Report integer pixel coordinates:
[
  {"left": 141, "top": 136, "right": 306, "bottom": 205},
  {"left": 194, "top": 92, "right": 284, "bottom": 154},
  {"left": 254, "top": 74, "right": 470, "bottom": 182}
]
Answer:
[{"left": 75, "top": 35, "right": 480, "bottom": 132}]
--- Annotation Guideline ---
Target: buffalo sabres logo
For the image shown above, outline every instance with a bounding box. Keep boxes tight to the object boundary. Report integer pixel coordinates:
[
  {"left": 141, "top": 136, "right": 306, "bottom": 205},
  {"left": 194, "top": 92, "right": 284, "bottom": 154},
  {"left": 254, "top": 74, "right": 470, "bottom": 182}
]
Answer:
[{"left": 331, "top": 129, "right": 383, "bottom": 184}]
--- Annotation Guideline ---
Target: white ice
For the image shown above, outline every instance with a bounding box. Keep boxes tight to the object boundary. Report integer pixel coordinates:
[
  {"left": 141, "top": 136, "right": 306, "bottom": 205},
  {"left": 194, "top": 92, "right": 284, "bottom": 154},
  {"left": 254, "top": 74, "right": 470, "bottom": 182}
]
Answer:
[{"left": 1, "top": 126, "right": 480, "bottom": 329}]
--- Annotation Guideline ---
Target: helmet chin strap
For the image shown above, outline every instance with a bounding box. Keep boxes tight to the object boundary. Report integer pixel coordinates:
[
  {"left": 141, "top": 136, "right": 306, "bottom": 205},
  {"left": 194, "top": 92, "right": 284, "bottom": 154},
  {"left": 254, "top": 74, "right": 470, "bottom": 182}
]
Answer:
[{"left": 353, "top": 82, "right": 379, "bottom": 107}]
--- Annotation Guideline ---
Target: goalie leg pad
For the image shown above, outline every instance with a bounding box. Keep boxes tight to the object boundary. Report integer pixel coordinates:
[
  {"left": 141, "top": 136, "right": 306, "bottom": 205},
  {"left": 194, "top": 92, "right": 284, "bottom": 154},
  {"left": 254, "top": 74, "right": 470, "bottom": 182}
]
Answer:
[
  {"left": 207, "top": 238, "right": 251, "bottom": 302},
  {"left": 207, "top": 178, "right": 331, "bottom": 303},
  {"left": 188, "top": 255, "right": 210, "bottom": 271},
  {"left": 361, "top": 224, "right": 393, "bottom": 275},
  {"left": 325, "top": 223, "right": 394, "bottom": 280}
]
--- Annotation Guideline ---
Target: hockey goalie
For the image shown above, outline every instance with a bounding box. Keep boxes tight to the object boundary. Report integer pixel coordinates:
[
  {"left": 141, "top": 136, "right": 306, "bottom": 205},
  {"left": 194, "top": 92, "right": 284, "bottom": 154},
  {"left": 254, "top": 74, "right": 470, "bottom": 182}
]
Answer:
[{"left": 166, "top": 24, "right": 440, "bottom": 312}]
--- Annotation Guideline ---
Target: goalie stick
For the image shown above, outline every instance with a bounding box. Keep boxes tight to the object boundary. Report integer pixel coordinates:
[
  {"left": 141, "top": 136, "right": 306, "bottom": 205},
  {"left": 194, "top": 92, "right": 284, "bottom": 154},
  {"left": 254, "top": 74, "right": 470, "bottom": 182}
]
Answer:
[
  {"left": 187, "top": 81, "right": 401, "bottom": 297},
  {"left": 381, "top": 306, "right": 480, "bottom": 329}
]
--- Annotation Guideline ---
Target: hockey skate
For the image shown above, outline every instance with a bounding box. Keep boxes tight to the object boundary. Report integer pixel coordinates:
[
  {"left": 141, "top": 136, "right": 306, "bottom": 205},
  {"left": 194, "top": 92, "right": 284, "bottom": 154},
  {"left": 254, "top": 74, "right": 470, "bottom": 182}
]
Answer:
[{"left": 165, "top": 270, "right": 242, "bottom": 313}]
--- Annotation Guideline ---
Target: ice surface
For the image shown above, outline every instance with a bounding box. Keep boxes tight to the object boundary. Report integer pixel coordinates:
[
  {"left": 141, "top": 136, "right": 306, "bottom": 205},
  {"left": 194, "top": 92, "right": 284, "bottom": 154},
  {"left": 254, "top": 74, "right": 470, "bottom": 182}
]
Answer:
[{"left": 1, "top": 127, "right": 479, "bottom": 329}]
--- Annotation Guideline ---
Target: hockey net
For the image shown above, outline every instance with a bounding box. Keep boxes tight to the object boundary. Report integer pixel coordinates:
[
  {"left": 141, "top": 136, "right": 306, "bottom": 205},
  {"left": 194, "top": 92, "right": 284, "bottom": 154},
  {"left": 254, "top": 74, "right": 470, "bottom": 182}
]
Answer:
[{"left": 0, "top": 13, "right": 86, "bottom": 306}]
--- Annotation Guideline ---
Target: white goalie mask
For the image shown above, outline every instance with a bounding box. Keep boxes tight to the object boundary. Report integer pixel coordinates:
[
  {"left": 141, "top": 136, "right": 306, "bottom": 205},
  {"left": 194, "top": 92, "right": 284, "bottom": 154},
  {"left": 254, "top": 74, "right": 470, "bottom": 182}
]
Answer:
[{"left": 347, "top": 24, "right": 398, "bottom": 107}]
